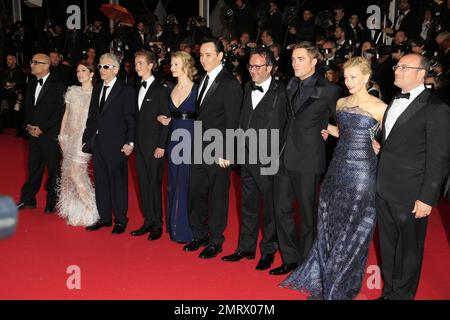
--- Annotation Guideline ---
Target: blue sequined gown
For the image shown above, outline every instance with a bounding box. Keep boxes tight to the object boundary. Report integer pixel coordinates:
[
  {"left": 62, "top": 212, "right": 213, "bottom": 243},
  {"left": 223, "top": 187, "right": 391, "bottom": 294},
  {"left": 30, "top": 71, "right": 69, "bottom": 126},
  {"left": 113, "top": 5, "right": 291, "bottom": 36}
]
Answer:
[
  {"left": 167, "top": 84, "right": 198, "bottom": 243},
  {"left": 280, "top": 107, "right": 379, "bottom": 300}
]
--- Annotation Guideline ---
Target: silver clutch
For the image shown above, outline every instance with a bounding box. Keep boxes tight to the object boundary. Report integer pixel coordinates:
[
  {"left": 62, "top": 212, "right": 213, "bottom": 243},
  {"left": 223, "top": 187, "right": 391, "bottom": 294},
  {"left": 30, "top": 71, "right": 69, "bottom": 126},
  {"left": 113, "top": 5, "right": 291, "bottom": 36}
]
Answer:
[{"left": 368, "top": 122, "right": 380, "bottom": 141}]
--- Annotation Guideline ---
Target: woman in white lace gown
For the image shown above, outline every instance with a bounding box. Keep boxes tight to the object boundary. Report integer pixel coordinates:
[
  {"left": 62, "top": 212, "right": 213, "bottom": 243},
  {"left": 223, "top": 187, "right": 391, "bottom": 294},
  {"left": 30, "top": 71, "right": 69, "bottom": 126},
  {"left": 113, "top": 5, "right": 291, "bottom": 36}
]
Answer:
[{"left": 57, "top": 62, "right": 99, "bottom": 226}]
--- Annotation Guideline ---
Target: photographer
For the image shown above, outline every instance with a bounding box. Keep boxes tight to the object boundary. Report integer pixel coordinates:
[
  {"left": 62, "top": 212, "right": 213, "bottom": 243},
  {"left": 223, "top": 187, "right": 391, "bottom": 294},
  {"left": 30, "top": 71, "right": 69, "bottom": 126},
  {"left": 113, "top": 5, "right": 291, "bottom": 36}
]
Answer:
[
  {"left": 84, "top": 19, "right": 111, "bottom": 56},
  {"left": 0, "top": 54, "right": 26, "bottom": 136},
  {"left": 186, "top": 16, "right": 212, "bottom": 45},
  {"left": 233, "top": 0, "right": 257, "bottom": 39},
  {"left": 296, "top": 8, "right": 319, "bottom": 43},
  {"left": 265, "top": 1, "right": 283, "bottom": 44}
]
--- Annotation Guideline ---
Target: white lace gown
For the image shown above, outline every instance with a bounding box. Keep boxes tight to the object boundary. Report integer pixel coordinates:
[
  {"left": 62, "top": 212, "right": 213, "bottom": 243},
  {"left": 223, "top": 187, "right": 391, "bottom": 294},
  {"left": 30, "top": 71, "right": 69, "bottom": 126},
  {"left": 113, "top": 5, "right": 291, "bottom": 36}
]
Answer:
[{"left": 57, "top": 86, "right": 99, "bottom": 226}]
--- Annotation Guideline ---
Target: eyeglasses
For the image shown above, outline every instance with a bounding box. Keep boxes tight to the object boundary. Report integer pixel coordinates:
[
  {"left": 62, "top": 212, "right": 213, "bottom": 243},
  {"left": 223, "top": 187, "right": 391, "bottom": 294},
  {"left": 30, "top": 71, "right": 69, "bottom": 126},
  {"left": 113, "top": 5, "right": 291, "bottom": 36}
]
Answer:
[
  {"left": 97, "top": 64, "right": 117, "bottom": 70},
  {"left": 392, "top": 65, "right": 426, "bottom": 72},
  {"left": 247, "top": 64, "right": 267, "bottom": 71},
  {"left": 30, "top": 60, "right": 48, "bottom": 65}
]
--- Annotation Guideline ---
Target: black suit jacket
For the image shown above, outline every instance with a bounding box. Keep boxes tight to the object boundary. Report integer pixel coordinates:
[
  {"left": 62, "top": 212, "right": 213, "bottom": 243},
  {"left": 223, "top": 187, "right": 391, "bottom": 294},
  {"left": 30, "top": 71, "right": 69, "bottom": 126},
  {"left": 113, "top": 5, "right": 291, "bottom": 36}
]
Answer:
[
  {"left": 82, "top": 79, "right": 136, "bottom": 158},
  {"left": 377, "top": 89, "right": 450, "bottom": 207},
  {"left": 135, "top": 80, "right": 170, "bottom": 155},
  {"left": 239, "top": 79, "right": 288, "bottom": 172},
  {"left": 196, "top": 68, "right": 243, "bottom": 163},
  {"left": 397, "top": 10, "right": 421, "bottom": 38},
  {"left": 282, "top": 75, "right": 340, "bottom": 173},
  {"left": 23, "top": 73, "right": 66, "bottom": 138}
]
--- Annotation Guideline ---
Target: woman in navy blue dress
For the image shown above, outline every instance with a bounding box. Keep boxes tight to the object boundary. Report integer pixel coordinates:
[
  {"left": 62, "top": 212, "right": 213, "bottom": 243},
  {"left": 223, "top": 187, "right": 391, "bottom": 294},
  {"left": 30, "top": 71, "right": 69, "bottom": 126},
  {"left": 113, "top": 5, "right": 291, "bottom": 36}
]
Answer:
[
  {"left": 158, "top": 51, "right": 198, "bottom": 243},
  {"left": 280, "top": 57, "right": 387, "bottom": 299}
]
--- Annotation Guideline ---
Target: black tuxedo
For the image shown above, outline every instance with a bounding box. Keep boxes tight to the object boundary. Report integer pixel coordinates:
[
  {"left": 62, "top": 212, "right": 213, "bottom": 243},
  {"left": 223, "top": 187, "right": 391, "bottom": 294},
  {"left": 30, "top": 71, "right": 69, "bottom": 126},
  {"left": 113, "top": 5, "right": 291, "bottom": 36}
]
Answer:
[
  {"left": 189, "top": 67, "right": 243, "bottom": 246},
  {"left": 376, "top": 89, "right": 450, "bottom": 300},
  {"left": 395, "top": 10, "right": 421, "bottom": 38},
  {"left": 135, "top": 79, "right": 170, "bottom": 231},
  {"left": 82, "top": 79, "right": 136, "bottom": 225},
  {"left": 20, "top": 73, "right": 66, "bottom": 208},
  {"left": 236, "top": 78, "right": 288, "bottom": 256},
  {"left": 275, "top": 74, "right": 340, "bottom": 265}
]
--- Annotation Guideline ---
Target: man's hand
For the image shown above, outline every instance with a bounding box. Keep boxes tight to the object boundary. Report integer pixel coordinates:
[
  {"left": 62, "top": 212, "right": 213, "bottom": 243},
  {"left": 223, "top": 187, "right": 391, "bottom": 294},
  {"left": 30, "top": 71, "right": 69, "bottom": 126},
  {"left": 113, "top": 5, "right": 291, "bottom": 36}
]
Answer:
[
  {"left": 121, "top": 144, "right": 134, "bottom": 156},
  {"left": 157, "top": 115, "right": 171, "bottom": 126},
  {"left": 321, "top": 129, "right": 330, "bottom": 141},
  {"left": 26, "top": 125, "right": 43, "bottom": 138},
  {"left": 412, "top": 200, "right": 432, "bottom": 219},
  {"left": 218, "top": 158, "right": 230, "bottom": 168},
  {"left": 372, "top": 140, "right": 381, "bottom": 155},
  {"left": 154, "top": 148, "right": 165, "bottom": 158}
]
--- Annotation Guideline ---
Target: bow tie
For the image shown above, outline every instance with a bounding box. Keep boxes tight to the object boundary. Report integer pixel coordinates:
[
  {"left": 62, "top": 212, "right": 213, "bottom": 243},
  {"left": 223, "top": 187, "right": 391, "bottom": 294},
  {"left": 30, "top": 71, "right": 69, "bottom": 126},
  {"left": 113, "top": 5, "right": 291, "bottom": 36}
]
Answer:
[
  {"left": 37, "top": 78, "right": 43, "bottom": 86},
  {"left": 141, "top": 81, "right": 147, "bottom": 89},
  {"left": 251, "top": 82, "right": 264, "bottom": 92},
  {"left": 394, "top": 92, "right": 410, "bottom": 100}
]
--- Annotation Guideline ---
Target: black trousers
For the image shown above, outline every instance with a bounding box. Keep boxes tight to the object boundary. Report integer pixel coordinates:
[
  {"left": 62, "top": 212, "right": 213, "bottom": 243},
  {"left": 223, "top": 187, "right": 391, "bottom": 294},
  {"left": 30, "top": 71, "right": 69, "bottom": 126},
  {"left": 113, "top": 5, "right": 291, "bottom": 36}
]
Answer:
[
  {"left": 238, "top": 165, "right": 277, "bottom": 256},
  {"left": 20, "top": 136, "right": 60, "bottom": 207},
  {"left": 188, "top": 163, "right": 231, "bottom": 246},
  {"left": 376, "top": 194, "right": 428, "bottom": 300},
  {"left": 135, "top": 147, "right": 164, "bottom": 230},
  {"left": 93, "top": 145, "right": 128, "bottom": 225},
  {"left": 274, "top": 164, "right": 321, "bottom": 264}
]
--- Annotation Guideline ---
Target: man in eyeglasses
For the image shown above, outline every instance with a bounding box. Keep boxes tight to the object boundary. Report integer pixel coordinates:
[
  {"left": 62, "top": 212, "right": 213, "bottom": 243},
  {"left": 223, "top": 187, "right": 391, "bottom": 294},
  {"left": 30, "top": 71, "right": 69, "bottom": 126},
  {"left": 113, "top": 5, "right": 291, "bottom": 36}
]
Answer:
[
  {"left": 82, "top": 53, "right": 136, "bottom": 235},
  {"left": 17, "top": 53, "right": 66, "bottom": 213},
  {"left": 373, "top": 53, "right": 450, "bottom": 300},
  {"left": 222, "top": 47, "right": 287, "bottom": 271}
]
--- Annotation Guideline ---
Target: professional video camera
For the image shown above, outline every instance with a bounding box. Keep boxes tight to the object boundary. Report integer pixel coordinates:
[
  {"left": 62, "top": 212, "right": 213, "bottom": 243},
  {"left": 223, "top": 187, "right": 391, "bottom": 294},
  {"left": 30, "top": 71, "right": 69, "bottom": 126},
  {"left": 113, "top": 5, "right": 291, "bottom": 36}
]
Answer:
[
  {"left": 282, "top": 6, "right": 299, "bottom": 27},
  {"left": 223, "top": 44, "right": 241, "bottom": 70},
  {"left": 378, "top": 42, "right": 412, "bottom": 56}
]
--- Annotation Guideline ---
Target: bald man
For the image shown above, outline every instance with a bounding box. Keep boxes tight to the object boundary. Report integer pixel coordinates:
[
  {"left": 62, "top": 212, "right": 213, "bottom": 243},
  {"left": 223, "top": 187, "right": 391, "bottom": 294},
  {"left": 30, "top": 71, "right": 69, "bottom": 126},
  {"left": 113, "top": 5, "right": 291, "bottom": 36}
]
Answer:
[
  {"left": 17, "top": 53, "right": 66, "bottom": 213},
  {"left": 374, "top": 53, "right": 450, "bottom": 299}
]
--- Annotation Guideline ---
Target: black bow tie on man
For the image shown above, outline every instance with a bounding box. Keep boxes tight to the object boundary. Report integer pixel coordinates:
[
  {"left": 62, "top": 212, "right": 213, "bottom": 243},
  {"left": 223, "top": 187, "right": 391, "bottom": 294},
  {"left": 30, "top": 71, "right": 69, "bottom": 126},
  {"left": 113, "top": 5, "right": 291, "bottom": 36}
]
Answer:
[
  {"left": 251, "top": 82, "right": 264, "bottom": 93},
  {"left": 37, "top": 78, "right": 43, "bottom": 86},
  {"left": 141, "top": 80, "right": 147, "bottom": 89},
  {"left": 394, "top": 92, "right": 410, "bottom": 100}
]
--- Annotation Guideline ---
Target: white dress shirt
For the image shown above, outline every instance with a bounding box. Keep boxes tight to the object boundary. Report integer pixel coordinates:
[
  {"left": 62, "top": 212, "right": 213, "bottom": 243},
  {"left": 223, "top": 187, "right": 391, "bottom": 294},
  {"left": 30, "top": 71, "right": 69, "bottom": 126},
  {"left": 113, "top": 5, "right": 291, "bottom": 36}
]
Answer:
[
  {"left": 138, "top": 75, "right": 155, "bottom": 110},
  {"left": 34, "top": 72, "right": 50, "bottom": 105},
  {"left": 251, "top": 76, "right": 272, "bottom": 109},
  {"left": 385, "top": 84, "right": 425, "bottom": 138},
  {"left": 198, "top": 64, "right": 223, "bottom": 105},
  {"left": 99, "top": 77, "right": 117, "bottom": 105}
]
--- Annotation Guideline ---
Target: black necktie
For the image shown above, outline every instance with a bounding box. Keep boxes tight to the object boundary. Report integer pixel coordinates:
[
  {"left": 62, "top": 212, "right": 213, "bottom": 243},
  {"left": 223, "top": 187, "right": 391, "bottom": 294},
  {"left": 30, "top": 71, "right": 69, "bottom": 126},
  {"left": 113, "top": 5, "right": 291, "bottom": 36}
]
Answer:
[
  {"left": 198, "top": 75, "right": 209, "bottom": 107},
  {"left": 141, "top": 81, "right": 147, "bottom": 89},
  {"left": 394, "top": 92, "right": 410, "bottom": 100},
  {"left": 251, "top": 82, "right": 264, "bottom": 93},
  {"left": 99, "top": 86, "right": 109, "bottom": 113},
  {"left": 291, "top": 80, "right": 303, "bottom": 107},
  {"left": 37, "top": 78, "right": 43, "bottom": 86}
]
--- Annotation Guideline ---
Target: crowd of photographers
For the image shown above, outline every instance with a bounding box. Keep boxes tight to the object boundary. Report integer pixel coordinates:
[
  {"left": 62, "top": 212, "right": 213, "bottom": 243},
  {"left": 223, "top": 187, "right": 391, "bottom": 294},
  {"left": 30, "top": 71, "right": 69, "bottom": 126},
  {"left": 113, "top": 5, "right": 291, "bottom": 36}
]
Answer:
[{"left": 1, "top": 0, "right": 450, "bottom": 135}]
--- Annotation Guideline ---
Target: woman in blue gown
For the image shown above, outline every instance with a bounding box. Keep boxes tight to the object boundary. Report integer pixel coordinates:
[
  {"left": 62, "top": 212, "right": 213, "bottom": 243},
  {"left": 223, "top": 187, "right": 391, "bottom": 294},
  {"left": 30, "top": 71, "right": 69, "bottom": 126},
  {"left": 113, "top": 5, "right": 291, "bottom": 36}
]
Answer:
[
  {"left": 280, "top": 57, "right": 387, "bottom": 300},
  {"left": 158, "top": 51, "right": 198, "bottom": 243}
]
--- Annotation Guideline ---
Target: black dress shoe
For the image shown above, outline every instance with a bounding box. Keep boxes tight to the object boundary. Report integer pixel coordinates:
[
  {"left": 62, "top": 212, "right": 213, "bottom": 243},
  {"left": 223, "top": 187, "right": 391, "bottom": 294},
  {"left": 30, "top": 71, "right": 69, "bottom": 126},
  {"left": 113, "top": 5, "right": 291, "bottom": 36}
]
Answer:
[
  {"left": 85, "top": 220, "right": 112, "bottom": 231},
  {"left": 17, "top": 202, "right": 36, "bottom": 210},
  {"left": 269, "top": 263, "right": 298, "bottom": 275},
  {"left": 148, "top": 228, "right": 163, "bottom": 241},
  {"left": 112, "top": 224, "right": 126, "bottom": 234},
  {"left": 199, "top": 245, "right": 222, "bottom": 259},
  {"left": 130, "top": 225, "right": 151, "bottom": 236},
  {"left": 256, "top": 253, "right": 275, "bottom": 270},
  {"left": 183, "top": 238, "right": 209, "bottom": 252},
  {"left": 44, "top": 206, "right": 55, "bottom": 214},
  {"left": 222, "top": 251, "right": 255, "bottom": 262}
]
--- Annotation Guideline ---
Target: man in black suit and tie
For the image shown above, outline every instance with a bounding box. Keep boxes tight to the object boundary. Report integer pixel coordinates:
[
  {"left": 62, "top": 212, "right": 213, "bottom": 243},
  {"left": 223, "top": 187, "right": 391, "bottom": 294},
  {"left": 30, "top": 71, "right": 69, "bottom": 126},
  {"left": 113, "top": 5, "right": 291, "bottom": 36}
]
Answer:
[
  {"left": 83, "top": 53, "right": 136, "bottom": 234},
  {"left": 130, "top": 50, "right": 170, "bottom": 240},
  {"left": 222, "top": 47, "right": 287, "bottom": 270},
  {"left": 17, "top": 53, "right": 66, "bottom": 213},
  {"left": 373, "top": 53, "right": 450, "bottom": 300},
  {"left": 183, "top": 37, "right": 243, "bottom": 259},
  {"left": 271, "top": 42, "right": 340, "bottom": 275}
]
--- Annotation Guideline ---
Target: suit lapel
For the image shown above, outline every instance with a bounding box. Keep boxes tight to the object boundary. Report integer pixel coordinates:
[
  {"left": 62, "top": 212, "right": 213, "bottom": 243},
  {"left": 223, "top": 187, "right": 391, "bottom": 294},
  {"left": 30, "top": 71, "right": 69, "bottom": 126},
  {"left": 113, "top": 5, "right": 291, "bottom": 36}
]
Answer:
[
  {"left": 382, "top": 100, "right": 394, "bottom": 143},
  {"left": 294, "top": 85, "right": 322, "bottom": 116},
  {"left": 199, "top": 69, "right": 224, "bottom": 111},
  {"left": 101, "top": 80, "right": 121, "bottom": 114},
  {"left": 384, "top": 90, "right": 430, "bottom": 144},
  {"left": 139, "top": 80, "right": 158, "bottom": 113},
  {"left": 35, "top": 76, "right": 51, "bottom": 107}
]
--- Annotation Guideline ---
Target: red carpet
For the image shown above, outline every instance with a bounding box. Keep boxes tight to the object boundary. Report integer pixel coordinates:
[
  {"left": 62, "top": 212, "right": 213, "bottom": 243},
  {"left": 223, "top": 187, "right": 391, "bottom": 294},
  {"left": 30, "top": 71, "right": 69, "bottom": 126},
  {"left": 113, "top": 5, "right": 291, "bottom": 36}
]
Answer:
[{"left": 0, "top": 128, "right": 449, "bottom": 300}]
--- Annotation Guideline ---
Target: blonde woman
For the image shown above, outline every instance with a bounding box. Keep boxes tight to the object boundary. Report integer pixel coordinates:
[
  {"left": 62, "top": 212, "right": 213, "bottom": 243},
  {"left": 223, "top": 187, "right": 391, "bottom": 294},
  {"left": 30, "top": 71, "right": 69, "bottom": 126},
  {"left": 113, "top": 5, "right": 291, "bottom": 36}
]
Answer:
[
  {"left": 57, "top": 62, "right": 99, "bottom": 226},
  {"left": 158, "top": 51, "right": 198, "bottom": 243},
  {"left": 281, "top": 57, "right": 387, "bottom": 300}
]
